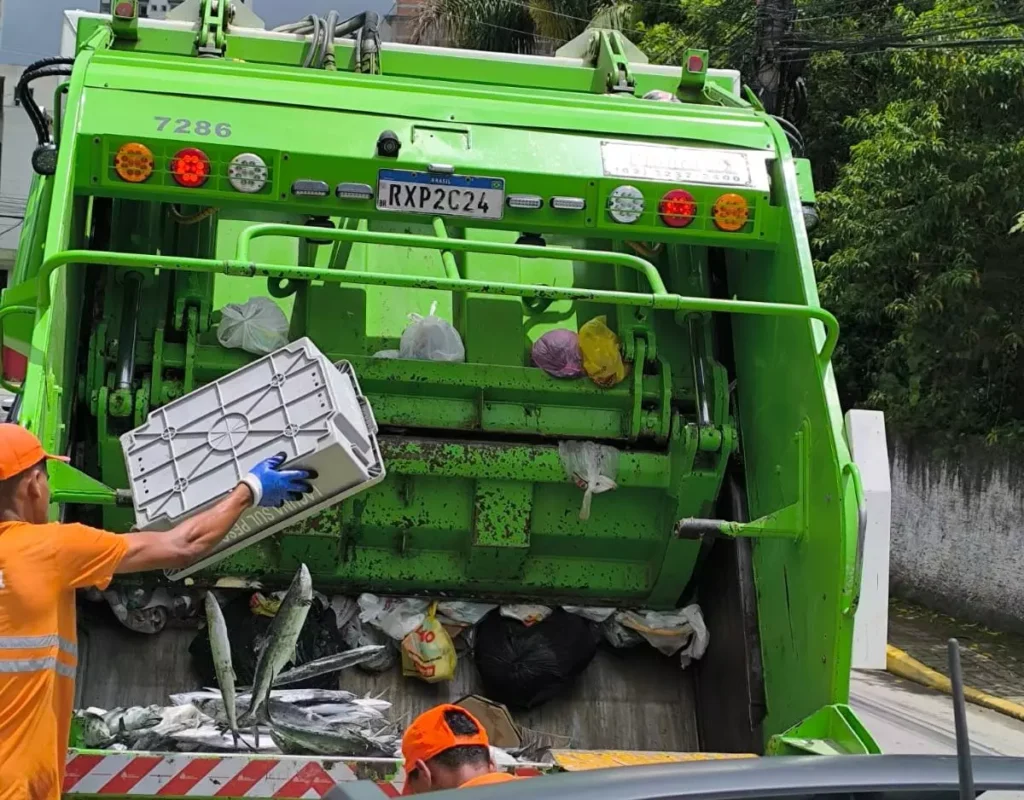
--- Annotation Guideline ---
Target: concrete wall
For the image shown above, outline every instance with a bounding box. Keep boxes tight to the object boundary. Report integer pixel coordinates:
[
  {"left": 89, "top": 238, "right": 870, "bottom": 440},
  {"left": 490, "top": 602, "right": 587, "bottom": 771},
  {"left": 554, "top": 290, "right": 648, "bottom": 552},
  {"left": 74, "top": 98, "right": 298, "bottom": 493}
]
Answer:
[{"left": 889, "top": 436, "right": 1024, "bottom": 634}]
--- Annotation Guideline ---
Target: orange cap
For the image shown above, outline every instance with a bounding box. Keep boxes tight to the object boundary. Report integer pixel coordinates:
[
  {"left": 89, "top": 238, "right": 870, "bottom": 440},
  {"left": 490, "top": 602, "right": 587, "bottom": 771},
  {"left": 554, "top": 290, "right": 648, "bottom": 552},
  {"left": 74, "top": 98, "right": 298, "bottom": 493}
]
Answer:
[
  {"left": 0, "top": 424, "right": 68, "bottom": 480},
  {"left": 402, "top": 704, "right": 489, "bottom": 768}
]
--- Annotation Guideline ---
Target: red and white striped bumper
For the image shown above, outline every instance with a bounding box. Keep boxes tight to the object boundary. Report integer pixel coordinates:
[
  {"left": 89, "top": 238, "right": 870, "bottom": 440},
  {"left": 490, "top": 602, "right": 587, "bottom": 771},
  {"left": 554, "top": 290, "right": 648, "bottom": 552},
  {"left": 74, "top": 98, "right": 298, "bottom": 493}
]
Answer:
[{"left": 63, "top": 751, "right": 546, "bottom": 798}]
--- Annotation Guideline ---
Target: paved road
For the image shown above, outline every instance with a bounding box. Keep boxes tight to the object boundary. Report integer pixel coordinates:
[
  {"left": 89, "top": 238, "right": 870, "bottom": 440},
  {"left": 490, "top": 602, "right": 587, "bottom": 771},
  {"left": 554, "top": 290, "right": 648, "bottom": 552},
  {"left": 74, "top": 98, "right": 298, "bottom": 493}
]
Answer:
[{"left": 851, "top": 669, "right": 1024, "bottom": 756}]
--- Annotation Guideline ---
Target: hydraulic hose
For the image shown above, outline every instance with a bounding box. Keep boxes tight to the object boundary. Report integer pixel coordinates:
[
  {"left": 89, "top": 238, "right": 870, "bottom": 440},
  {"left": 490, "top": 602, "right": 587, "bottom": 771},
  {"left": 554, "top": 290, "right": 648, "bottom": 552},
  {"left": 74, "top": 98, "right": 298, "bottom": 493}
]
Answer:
[
  {"left": 16, "top": 59, "right": 74, "bottom": 145},
  {"left": 275, "top": 11, "right": 381, "bottom": 71}
]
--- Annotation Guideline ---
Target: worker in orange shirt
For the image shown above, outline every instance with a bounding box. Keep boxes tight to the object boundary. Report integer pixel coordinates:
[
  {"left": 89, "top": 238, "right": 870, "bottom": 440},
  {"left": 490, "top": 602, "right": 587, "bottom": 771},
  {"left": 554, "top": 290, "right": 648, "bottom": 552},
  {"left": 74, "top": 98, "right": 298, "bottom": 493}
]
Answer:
[
  {"left": 0, "top": 423, "right": 315, "bottom": 800},
  {"left": 400, "top": 704, "right": 529, "bottom": 794}
]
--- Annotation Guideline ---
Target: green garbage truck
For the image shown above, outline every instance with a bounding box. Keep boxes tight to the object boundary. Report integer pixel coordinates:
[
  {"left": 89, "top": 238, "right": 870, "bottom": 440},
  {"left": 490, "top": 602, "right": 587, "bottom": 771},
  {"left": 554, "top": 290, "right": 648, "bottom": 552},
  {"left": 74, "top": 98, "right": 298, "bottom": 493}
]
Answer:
[{"left": 0, "top": 2, "right": 878, "bottom": 792}]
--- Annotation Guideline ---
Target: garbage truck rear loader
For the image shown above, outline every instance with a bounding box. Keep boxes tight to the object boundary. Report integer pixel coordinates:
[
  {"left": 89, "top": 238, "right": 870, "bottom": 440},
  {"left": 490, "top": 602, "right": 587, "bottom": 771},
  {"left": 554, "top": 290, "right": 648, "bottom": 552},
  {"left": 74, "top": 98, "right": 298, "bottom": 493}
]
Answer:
[{"left": 1, "top": 1, "right": 875, "bottom": 776}]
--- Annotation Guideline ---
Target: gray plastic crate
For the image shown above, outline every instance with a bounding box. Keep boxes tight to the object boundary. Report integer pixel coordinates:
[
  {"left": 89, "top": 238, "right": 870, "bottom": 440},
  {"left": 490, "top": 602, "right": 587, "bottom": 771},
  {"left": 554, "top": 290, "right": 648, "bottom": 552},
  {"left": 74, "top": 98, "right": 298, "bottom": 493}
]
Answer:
[{"left": 119, "top": 339, "right": 384, "bottom": 580}]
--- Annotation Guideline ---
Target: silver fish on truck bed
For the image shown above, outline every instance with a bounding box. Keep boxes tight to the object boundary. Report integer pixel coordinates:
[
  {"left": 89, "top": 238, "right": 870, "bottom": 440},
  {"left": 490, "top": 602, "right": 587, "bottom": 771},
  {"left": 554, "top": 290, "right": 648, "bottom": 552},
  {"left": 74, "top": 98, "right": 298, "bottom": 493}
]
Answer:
[
  {"left": 171, "top": 688, "right": 357, "bottom": 707},
  {"left": 245, "top": 563, "right": 313, "bottom": 724},
  {"left": 267, "top": 709, "right": 397, "bottom": 758},
  {"left": 205, "top": 592, "right": 242, "bottom": 747},
  {"left": 272, "top": 644, "right": 386, "bottom": 687}
]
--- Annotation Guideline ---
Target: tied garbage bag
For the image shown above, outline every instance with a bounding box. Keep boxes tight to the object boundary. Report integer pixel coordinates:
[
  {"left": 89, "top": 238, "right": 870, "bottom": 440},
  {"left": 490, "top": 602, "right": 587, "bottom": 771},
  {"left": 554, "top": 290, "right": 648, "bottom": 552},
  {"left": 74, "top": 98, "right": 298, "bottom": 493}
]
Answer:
[
  {"left": 474, "top": 608, "right": 597, "bottom": 710},
  {"left": 216, "top": 296, "right": 289, "bottom": 355},
  {"left": 558, "top": 440, "right": 619, "bottom": 521},
  {"left": 578, "top": 316, "right": 627, "bottom": 387},
  {"left": 532, "top": 329, "right": 584, "bottom": 378},
  {"left": 400, "top": 301, "right": 465, "bottom": 362},
  {"left": 401, "top": 602, "right": 457, "bottom": 683}
]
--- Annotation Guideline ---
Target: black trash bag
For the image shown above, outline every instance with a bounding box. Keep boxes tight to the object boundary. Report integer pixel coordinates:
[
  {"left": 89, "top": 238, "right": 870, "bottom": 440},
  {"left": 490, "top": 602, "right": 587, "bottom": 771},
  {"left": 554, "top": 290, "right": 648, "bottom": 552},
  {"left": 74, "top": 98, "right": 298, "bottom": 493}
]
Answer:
[
  {"left": 190, "top": 592, "right": 348, "bottom": 689},
  {"left": 473, "top": 608, "right": 598, "bottom": 710}
]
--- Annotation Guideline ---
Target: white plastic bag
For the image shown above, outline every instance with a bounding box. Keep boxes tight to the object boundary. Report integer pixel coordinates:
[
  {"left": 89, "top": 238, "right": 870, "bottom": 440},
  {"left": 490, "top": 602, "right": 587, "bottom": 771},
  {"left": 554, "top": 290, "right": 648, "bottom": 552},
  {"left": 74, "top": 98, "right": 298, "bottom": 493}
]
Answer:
[
  {"left": 399, "top": 301, "right": 465, "bottom": 362},
  {"left": 500, "top": 604, "right": 553, "bottom": 626},
  {"left": 558, "top": 441, "right": 619, "bottom": 521},
  {"left": 436, "top": 600, "right": 497, "bottom": 627},
  {"left": 216, "top": 296, "right": 289, "bottom": 355},
  {"left": 357, "top": 594, "right": 429, "bottom": 640},
  {"left": 616, "top": 604, "right": 710, "bottom": 667},
  {"left": 563, "top": 606, "right": 616, "bottom": 623}
]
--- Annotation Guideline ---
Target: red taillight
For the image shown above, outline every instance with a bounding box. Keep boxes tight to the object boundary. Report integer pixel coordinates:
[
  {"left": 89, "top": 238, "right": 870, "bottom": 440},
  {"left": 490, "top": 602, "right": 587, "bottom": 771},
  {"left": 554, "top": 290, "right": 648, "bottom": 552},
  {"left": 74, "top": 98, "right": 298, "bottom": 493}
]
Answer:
[
  {"left": 687, "top": 54, "right": 705, "bottom": 73},
  {"left": 659, "top": 189, "right": 697, "bottom": 228},
  {"left": 170, "top": 147, "right": 210, "bottom": 188}
]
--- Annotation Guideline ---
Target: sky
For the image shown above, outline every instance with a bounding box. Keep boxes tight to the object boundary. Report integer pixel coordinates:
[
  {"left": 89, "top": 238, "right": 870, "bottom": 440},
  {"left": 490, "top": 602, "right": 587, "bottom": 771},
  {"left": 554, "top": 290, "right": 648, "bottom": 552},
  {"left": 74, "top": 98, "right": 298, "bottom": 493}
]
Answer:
[{"left": 0, "top": 0, "right": 397, "bottom": 66}]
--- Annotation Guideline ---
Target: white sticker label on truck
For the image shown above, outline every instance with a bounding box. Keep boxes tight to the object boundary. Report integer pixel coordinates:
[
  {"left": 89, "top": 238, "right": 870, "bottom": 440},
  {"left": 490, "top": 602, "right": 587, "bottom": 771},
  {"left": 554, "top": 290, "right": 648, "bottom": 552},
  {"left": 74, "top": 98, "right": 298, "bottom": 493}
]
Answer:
[{"left": 600, "top": 141, "right": 768, "bottom": 191}]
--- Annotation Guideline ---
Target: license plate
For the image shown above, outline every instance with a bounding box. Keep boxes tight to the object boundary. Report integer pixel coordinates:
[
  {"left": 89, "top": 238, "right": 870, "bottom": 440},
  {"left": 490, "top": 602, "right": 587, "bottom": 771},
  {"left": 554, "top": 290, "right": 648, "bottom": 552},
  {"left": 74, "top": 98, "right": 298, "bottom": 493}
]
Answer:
[{"left": 376, "top": 169, "right": 504, "bottom": 220}]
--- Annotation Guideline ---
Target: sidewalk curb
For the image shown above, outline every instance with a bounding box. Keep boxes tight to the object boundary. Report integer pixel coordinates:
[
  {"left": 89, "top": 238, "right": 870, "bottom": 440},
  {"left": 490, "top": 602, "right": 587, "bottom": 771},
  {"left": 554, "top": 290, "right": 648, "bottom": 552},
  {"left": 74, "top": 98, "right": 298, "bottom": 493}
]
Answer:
[{"left": 886, "top": 644, "right": 1024, "bottom": 722}]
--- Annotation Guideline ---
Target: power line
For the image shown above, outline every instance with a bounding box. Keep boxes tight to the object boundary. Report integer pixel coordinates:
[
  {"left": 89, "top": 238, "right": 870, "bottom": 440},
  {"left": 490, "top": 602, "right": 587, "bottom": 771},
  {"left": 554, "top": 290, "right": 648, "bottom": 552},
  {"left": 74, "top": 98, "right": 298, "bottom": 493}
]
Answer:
[
  {"left": 776, "top": 35, "right": 1024, "bottom": 64},
  {"left": 0, "top": 221, "right": 23, "bottom": 239}
]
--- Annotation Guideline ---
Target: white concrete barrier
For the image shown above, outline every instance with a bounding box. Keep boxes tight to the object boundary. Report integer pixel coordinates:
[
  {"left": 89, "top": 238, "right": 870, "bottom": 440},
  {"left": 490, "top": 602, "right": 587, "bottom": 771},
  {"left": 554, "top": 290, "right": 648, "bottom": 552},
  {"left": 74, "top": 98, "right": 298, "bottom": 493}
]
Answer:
[{"left": 846, "top": 409, "right": 891, "bottom": 670}]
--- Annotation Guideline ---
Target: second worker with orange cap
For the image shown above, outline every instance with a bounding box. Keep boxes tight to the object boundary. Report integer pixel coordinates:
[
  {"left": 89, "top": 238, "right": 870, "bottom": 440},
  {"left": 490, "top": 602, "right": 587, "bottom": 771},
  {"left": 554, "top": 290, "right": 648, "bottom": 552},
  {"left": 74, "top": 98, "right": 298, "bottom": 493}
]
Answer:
[{"left": 400, "top": 704, "right": 528, "bottom": 794}]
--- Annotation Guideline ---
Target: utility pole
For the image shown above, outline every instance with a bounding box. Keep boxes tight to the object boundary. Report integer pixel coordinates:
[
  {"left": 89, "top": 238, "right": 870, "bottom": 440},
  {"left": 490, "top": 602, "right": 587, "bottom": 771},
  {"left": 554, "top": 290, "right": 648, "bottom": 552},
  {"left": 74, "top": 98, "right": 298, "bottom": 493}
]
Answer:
[{"left": 751, "top": 0, "right": 796, "bottom": 115}]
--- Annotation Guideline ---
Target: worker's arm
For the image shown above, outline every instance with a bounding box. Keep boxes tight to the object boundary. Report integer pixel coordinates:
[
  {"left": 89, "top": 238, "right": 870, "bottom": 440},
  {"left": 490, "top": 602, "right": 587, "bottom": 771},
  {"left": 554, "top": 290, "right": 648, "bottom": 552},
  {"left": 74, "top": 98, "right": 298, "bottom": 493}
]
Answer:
[{"left": 115, "top": 454, "right": 316, "bottom": 573}]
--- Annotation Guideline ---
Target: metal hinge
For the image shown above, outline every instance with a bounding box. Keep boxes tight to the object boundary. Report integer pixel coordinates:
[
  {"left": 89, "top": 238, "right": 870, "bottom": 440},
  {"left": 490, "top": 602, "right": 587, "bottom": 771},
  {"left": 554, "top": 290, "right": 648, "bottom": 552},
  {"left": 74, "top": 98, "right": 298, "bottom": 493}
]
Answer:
[{"left": 675, "top": 421, "right": 810, "bottom": 541}]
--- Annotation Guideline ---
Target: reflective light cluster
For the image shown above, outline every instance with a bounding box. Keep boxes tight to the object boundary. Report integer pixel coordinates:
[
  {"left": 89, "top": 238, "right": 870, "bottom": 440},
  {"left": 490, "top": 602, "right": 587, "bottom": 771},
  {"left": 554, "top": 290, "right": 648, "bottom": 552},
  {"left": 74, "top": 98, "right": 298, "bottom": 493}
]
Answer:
[
  {"left": 114, "top": 144, "right": 269, "bottom": 194},
  {"left": 605, "top": 183, "right": 751, "bottom": 232}
]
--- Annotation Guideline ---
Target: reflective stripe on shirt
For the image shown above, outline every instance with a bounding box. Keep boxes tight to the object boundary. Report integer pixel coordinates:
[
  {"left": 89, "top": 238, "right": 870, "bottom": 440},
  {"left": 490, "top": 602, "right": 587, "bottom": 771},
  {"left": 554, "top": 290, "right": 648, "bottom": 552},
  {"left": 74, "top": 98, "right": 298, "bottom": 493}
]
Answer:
[
  {"left": 0, "top": 656, "right": 75, "bottom": 678},
  {"left": 0, "top": 634, "right": 77, "bottom": 657}
]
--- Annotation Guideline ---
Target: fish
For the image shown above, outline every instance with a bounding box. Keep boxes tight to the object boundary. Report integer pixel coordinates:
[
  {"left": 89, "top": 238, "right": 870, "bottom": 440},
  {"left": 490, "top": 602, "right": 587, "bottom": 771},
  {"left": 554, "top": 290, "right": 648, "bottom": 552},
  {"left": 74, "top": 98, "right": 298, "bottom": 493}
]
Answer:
[
  {"left": 78, "top": 712, "right": 112, "bottom": 748},
  {"left": 103, "top": 705, "right": 162, "bottom": 736},
  {"left": 272, "top": 645, "right": 386, "bottom": 687},
  {"left": 171, "top": 688, "right": 357, "bottom": 708},
  {"left": 266, "top": 708, "right": 395, "bottom": 757},
  {"left": 185, "top": 695, "right": 318, "bottom": 728},
  {"left": 205, "top": 592, "right": 242, "bottom": 747},
  {"left": 305, "top": 702, "right": 384, "bottom": 719},
  {"left": 169, "top": 725, "right": 275, "bottom": 751},
  {"left": 150, "top": 704, "right": 205, "bottom": 737},
  {"left": 245, "top": 564, "right": 313, "bottom": 725}
]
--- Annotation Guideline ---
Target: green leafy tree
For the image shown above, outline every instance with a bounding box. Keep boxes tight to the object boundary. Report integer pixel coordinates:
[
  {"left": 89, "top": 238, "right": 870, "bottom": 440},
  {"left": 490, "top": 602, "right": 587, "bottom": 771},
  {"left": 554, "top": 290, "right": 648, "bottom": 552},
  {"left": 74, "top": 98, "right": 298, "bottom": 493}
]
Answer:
[
  {"left": 412, "top": 0, "right": 628, "bottom": 52},
  {"left": 815, "top": 3, "right": 1024, "bottom": 439}
]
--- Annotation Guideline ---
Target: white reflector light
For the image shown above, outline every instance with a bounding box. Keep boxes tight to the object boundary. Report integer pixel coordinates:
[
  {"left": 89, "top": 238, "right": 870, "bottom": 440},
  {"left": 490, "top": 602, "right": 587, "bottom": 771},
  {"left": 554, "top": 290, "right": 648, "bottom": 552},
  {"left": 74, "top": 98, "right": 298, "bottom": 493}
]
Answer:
[
  {"left": 227, "top": 152, "right": 268, "bottom": 194},
  {"left": 551, "top": 196, "right": 586, "bottom": 211},
  {"left": 336, "top": 182, "right": 374, "bottom": 200},
  {"left": 608, "top": 185, "right": 645, "bottom": 224},
  {"left": 507, "top": 194, "right": 543, "bottom": 210}
]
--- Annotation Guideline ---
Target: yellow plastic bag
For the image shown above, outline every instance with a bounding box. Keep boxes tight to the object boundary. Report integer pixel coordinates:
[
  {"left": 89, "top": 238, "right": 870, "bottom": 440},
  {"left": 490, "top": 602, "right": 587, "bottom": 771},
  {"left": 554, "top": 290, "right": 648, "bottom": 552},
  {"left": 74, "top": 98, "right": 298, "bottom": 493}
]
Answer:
[
  {"left": 401, "top": 602, "right": 457, "bottom": 683},
  {"left": 579, "top": 316, "right": 627, "bottom": 388}
]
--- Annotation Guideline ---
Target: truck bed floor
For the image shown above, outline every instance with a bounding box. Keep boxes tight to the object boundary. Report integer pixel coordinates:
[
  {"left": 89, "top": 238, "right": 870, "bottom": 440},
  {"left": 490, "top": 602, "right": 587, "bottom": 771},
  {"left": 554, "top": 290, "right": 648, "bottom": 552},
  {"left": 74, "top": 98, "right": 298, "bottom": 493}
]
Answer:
[{"left": 76, "top": 618, "right": 700, "bottom": 752}]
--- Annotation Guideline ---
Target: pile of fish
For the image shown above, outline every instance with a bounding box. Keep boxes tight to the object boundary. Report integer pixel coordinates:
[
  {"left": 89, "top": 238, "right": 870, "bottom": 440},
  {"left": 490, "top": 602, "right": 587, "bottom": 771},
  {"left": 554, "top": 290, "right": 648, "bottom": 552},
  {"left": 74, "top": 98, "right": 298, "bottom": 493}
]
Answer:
[{"left": 76, "top": 564, "right": 398, "bottom": 755}]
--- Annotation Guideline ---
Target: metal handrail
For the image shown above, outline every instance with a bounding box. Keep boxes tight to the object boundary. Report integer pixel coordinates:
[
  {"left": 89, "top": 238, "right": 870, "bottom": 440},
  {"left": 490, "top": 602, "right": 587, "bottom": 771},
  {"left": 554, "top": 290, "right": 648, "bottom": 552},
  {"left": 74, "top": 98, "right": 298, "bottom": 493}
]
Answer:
[
  {"left": 235, "top": 221, "right": 670, "bottom": 295},
  {"left": 37, "top": 224, "right": 840, "bottom": 365}
]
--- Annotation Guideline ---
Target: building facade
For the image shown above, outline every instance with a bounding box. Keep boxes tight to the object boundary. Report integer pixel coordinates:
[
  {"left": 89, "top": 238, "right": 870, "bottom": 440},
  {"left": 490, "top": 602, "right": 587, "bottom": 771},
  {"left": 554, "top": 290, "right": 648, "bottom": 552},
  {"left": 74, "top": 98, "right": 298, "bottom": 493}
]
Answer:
[{"left": 385, "top": 0, "right": 426, "bottom": 44}]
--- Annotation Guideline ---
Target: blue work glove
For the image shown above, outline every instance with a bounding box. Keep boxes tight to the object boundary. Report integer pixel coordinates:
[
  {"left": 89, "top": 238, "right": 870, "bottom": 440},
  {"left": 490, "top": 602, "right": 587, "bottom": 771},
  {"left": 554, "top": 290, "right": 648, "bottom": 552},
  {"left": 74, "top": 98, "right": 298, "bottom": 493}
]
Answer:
[{"left": 241, "top": 453, "right": 317, "bottom": 508}]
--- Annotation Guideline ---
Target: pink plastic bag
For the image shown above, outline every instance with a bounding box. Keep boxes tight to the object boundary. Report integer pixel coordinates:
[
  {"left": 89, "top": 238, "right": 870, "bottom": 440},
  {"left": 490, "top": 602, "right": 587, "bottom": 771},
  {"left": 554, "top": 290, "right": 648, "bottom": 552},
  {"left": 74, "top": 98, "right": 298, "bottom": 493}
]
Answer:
[{"left": 532, "top": 329, "right": 584, "bottom": 378}]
